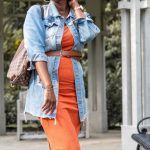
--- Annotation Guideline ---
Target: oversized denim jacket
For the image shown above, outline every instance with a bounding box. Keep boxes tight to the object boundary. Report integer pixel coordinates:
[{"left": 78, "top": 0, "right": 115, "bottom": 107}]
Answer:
[{"left": 23, "top": 0, "right": 100, "bottom": 125}]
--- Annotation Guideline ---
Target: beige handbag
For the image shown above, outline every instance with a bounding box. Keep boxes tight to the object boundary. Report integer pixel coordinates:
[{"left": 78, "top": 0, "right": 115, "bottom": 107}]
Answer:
[
  {"left": 7, "top": 5, "right": 44, "bottom": 87},
  {"left": 7, "top": 40, "right": 31, "bottom": 86}
]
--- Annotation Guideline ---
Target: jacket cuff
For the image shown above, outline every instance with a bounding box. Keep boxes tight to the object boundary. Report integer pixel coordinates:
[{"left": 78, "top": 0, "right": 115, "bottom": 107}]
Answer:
[
  {"left": 27, "top": 52, "right": 48, "bottom": 71},
  {"left": 73, "top": 13, "right": 94, "bottom": 24}
]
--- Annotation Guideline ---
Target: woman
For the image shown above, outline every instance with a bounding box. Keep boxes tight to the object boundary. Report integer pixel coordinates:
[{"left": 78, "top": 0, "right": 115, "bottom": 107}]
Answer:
[{"left": 23, "top": 0, "right": 100, "bottom": 149}]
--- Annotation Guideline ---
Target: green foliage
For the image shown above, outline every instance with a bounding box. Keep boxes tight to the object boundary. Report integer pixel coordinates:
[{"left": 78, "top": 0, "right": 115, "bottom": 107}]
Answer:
[
  {"left": 81, "top": 47, "right": 88, "bottom": 98},
  {"left": 104, "top": 0, "right": 122, "bottom": 127},
  {"left": 4, "top": 0, "right": 23, "bottom": 125}
]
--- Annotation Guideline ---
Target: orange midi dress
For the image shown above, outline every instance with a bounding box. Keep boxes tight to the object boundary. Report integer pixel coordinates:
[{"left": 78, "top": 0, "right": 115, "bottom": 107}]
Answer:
[{"left": 38, "top": 25, "right": 81, "bottom": 150}]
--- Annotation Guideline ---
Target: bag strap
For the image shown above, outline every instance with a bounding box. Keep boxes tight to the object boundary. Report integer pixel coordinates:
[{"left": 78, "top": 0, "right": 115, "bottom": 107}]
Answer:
[
  {"left": 40, "top": 5, "right": 44, "bottom": 20},
  {"left": 35, "top": 4, "right": 44, "bottom": 19}
]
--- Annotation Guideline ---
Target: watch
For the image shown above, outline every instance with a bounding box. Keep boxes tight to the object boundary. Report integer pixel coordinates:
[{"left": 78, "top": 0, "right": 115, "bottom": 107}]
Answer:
[{"left": 74, "top": 5, "right": 85, "bottom": 12}]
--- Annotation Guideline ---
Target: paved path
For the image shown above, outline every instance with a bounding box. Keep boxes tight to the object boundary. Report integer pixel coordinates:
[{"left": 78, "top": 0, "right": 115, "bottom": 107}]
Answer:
[{"left": 0, "top": 130, "right": 121, "bottom": 150}]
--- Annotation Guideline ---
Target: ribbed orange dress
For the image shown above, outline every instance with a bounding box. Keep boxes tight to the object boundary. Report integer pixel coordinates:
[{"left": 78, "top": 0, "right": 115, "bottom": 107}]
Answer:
[{"left": 38, "top": 25, "right": 81, "bottom": 150}]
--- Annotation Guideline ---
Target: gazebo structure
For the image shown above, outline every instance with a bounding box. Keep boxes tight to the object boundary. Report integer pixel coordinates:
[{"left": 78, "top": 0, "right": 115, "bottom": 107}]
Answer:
[
  {"left": 119, "top": 0, "right": 150, "bottom": 149},
  {"left": 1, "top": 0, "right": 150, "bottom": 149}
]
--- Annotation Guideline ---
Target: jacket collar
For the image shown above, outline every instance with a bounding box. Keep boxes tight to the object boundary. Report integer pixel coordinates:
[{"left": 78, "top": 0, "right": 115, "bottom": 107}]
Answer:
[{"left": 48, "top": 0, "right": 75, "bottom": 19}]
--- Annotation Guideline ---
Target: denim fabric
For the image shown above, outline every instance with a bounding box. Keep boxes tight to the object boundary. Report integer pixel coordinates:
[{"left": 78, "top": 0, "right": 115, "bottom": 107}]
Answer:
[{"left": 23, "top": 0, "right": 100, "bottom": 124}]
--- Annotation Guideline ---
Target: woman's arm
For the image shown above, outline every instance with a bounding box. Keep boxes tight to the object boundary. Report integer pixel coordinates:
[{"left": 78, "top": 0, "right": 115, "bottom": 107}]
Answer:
[
  {"left": 34, "top": 61, "right": 56, "bottom": 114},
  {"left": 34, "top": 61, "right": 52, "bottom": 88},
  {"left": 69, "top": 0, "right": 100, "bottom": 44}
]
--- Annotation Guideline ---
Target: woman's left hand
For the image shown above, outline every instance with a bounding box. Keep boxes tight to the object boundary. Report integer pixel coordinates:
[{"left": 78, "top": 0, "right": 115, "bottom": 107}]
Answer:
[{"left": 69, "top": 0, "right": 79, "bottom": 9}]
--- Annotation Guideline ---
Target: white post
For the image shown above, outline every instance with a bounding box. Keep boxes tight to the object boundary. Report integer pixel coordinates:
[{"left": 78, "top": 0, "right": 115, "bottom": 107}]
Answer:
[
  {"left": 118, "top": 0, "right": 150, "bottom": 149},
  {"left": 86, "top": 0, "right": 108, "bottom": 135},
  {"left": 120, "top": 0, "right": 132, "bottom": 126},
  {"left": 0, "top": 0, "right": 6, "bottom": 135},
  {"left": 142, "top": 7, "right": 150, "bottom": 123}
]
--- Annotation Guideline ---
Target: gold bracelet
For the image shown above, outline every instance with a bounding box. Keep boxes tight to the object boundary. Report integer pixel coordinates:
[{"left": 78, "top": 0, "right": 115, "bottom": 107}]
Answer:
[
  {"left": 43, "top": 84, "right": 53, "bottom": 90},
  {"left": 74, "top": 5, "right": 85, "bottom": 12}
]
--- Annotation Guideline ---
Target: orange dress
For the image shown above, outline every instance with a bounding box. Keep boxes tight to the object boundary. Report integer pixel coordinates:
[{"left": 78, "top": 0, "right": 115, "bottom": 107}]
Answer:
[{"left": 39, "top": 25, "right": 81, "bottom": 150}]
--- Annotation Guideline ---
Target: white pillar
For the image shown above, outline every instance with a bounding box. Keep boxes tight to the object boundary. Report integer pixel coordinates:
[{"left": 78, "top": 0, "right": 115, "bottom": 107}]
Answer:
[
  {"left": 0, "top": 0, "right": 6, "bottom": 135},
  {"left": 118, "top": 0, "right": 150, "bottom": 149},
  {"left": 86, "top": 0, "right": 108, "bottom": 135},
  {"left": 141, "top": 6, "right": 150, "bottom": 123}
]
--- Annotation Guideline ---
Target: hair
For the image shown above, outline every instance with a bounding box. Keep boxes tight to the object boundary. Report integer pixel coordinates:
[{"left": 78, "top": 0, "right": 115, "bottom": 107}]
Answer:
[{"left": 44, "top": 0, "right": 50, "bottom": 2}]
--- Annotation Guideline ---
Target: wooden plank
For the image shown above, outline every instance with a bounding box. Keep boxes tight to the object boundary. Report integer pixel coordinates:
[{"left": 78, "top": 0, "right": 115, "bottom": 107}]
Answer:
[
  {"left": 20, "top": 131, "right": 46, "bottom": 140},
  {"left": 19, "top": 131, "right": 85, "bottom": 140},
  {"left": 17, "top": 99, "right": 23, "bottom": 140}
]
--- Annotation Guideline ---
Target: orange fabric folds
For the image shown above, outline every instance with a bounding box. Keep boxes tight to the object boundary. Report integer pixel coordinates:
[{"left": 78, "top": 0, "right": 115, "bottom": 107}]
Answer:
[{"left": 39, "top": 25, "right": 81, "bottom": 150}]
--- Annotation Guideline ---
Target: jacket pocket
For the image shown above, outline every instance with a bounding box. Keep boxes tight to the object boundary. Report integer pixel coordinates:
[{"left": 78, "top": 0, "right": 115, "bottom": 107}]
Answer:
[
  {"left": 43, "top": 19, "right": 59, "bottom": 42},
  {"left": 43, "top": 19, "right": 59, "bottom": 28}
]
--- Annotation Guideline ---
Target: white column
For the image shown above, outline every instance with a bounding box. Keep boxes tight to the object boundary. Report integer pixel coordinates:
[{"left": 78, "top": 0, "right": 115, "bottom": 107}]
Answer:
[
  {"left": 141, "top": 6, "right": 150, "bottom": 123},
  {"left": 0, "top": 0, "right": 6, "bottom": 135},
  {"left": 118, "top": 0, "right": 150, "bottom": 149},
  {"left": 130, "top": 0, "right": 142, "bottom": 126},
  {"left": 86, "top": 0, "right": 108, "bottom": 135},
  {"left": 120, "top": 0, "right": 132, "bottom": 126}
]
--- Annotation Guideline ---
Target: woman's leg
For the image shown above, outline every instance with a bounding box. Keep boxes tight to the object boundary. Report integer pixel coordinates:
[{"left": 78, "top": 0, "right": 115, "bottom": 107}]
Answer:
[{"left": 48, "top": 143, "right": 51, "bottom": 150}]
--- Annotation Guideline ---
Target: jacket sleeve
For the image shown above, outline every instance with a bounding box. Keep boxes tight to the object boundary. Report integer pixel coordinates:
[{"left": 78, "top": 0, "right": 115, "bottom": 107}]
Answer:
[
  {"left": 74, "top": 12, "right": 100, "bottom": 44},
  {"left": 23, "top": 5, "right": 48, "bottom": 71}
]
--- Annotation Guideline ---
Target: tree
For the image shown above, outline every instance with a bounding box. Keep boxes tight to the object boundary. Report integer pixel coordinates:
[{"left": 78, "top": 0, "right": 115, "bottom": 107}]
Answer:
[
  {"left": 4, "top": 0, "right": 24, "bottom": 125},
  {"left": 104, "top": 0, "right": 122, "bottom": 128}
]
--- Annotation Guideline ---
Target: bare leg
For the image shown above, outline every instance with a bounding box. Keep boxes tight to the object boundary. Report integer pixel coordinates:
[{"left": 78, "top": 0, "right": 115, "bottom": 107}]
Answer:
[{"left": 48, "top": 143, "right": 51, "bottom": 150}]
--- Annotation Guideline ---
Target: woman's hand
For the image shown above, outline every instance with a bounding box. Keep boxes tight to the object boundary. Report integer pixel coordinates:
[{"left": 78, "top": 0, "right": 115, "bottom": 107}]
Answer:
[
  {"left": 68, "top": 0, "right": 79, "bottom": 9},
  {"left": 69, "top": 0, "right": 85, "bottom": 19},
  {"left": 41, "top": 88, "right": 56, "bottom": 114}
]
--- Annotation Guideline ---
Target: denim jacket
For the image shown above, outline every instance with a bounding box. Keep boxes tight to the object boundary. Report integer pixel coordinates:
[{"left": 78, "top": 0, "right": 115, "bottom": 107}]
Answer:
[{"left": 23, "top": 0, "right": 100, "bottom": 125}]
